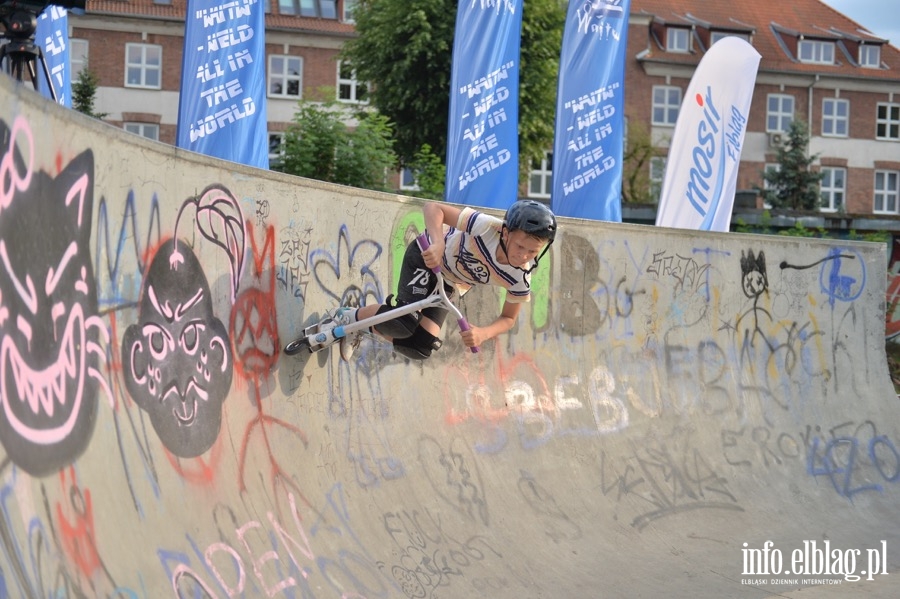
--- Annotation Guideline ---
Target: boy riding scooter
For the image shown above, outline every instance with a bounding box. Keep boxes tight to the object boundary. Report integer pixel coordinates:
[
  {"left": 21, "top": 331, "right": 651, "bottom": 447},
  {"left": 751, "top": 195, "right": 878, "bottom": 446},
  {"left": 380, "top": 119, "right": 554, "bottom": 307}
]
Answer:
[{"left": 322, "top": 199, "right": 557, "bottom": 361}]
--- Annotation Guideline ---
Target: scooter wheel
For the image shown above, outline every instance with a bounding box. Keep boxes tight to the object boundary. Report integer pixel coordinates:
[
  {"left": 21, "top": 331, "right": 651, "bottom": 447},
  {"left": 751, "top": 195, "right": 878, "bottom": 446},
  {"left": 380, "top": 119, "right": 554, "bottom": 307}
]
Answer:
[{"left": 284, "top": 337, "right": 312, "bottom": 356}]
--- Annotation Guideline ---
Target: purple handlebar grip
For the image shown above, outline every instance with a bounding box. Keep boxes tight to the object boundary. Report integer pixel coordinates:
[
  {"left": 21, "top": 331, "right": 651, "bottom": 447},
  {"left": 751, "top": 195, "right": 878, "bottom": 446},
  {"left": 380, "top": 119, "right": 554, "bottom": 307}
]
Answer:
[
  {"left": 416, "top": 233, "right": 441, "bottom": 274},
  {"left": 457, "top": 318, "right": 480, "bottom": 353}
]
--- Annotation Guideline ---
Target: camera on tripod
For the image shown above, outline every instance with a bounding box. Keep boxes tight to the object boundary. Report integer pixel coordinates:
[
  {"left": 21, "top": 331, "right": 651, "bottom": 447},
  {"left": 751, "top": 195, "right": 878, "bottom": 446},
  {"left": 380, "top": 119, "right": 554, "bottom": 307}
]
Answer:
[{"left": 0, "top": 0, "right": 87, "bottom": 99}]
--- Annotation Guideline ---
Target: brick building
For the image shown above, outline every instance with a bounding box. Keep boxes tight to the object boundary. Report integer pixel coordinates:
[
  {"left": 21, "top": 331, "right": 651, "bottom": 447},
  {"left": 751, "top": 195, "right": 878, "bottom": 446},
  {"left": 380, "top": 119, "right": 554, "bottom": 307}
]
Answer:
[
  {"left": 616, "top": 0, "right": 900, "bottom": 232},
  {"left": 26, "top": 0, "right": 900, "bottom": 232},
  {"left": 69, "top": 0, "right": 360, "bottom": 162}
]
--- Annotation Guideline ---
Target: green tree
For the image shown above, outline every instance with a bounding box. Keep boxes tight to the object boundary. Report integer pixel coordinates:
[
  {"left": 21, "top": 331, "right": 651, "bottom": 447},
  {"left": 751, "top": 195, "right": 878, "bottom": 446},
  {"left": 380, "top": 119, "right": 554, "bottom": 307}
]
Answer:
[
  {"left": 334, "top": 111, "right": 397, "bottom": 191},
  {"left": 278, "top": 100, "right": 398, "bottom": 192},
  {"left": 517, "top": 0, "right": 565, "bottom": 178},
  {"left": 401, "top": 143, "right": 446, "bottom": 200},
  {"left": 71, "top": 68, "right": 107, "bottom": 119},
  {"left": 757, "top": 120, "right": 823, "bottom": 210},
  {"left": 621, "top": 121, "right": 662, "bottom": 204},
  {"left": 341, "top": 0, "right": 564, "bottom": 180}
]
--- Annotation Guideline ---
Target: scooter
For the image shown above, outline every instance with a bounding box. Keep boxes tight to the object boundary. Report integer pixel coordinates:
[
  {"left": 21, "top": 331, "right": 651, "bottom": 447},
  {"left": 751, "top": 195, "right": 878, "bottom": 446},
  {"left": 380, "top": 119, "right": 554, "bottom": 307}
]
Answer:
[{"left": 283, "top": 233, "right": 479, "bottom": 357}]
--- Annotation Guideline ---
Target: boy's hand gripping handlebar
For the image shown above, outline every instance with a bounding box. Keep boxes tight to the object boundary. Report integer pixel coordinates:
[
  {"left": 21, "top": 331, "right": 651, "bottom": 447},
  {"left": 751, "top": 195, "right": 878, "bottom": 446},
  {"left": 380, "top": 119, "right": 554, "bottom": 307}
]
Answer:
[{"left": 417, "top": 233, "right": 479, "bottom": 353}]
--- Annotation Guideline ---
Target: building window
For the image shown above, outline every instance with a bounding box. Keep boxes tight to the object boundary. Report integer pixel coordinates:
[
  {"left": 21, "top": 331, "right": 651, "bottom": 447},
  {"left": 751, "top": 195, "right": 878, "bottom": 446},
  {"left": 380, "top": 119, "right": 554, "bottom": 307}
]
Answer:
[
  {"left": 652, "top": 85, "right": 681, "bottom": 126},
  {"left": 767, "top": 94, "right": 794, "bottom": 132},
  {"left": 69, "top": 39, "right": 88, "bottom": 80},
  {"left": 400, "top": 167, "right": 419, "bottom": 191},
  {"left": 280, "top": 0, "right": 337, "bottom": 18},
  {"left": 822, "top": 98, "right": 848, "bottom": 137},
  {"left": 761, "top": 163, "right": 780, "bottom": 209},
  {"left": 859, "top": 44, "right": 881, "bottom": 68},
  {"left": 124, "top": 123, "right": 159, "bottom": 141},
  {"left": 798, "top": 40, "right": 835, "bottom": 64},
  {"left": 875, "top": 170, "right": 899, "bottom": 214},
  {"left": 268, "top": 132, "right": 284, "bottom": 166},
  {"left": 711, "top": 32, "right": 749, "bottom": 45},
  {"left": 666, "top": 28, "right": 690, "bottom": 53},
  {"left": 125, "top": 43, "right": 161, "bottom": 89},
  {"left": 286, "top": 0, "right": 329, "bottom": 17},
  {"left": 337, "top": 61, "right": 368, "bottom": 104},
  {"left": 650, "top": 156, "right": 666, "bottom": 201},
  {"left": 876, "top": 103, "right": 900, "bottom": 140},
  {"left": 343, "top": 0, "right": 357, "bottom": 22},
  {"left": 268, "top": 55, "right": 302, "bottom": 98},
  {"left": 528, "top": 151, "right": 552, "bottom": 199},
  {"left": 819, "top": 167, "right": 845, "bottom": 212}
]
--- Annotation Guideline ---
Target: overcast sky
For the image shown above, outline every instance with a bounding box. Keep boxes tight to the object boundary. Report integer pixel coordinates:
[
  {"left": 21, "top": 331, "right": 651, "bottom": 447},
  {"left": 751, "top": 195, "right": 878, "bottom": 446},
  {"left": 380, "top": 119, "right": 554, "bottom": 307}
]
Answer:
[{"left": 820, "top": 0, "right": 900, "bottom": 47}]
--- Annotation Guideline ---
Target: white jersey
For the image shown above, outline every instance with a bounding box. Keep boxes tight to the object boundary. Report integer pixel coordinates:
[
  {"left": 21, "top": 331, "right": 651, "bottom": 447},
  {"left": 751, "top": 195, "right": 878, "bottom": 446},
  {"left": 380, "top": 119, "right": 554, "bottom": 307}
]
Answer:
[{"left": 439, "top": 207, "right": 533, "bottom": 303}]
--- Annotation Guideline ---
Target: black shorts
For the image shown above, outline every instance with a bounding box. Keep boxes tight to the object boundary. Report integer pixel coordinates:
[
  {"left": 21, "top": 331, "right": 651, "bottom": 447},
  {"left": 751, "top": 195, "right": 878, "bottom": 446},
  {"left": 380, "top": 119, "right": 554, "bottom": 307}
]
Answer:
[{"left": 396, "top": 240, "right": 455, "bottom": 327}]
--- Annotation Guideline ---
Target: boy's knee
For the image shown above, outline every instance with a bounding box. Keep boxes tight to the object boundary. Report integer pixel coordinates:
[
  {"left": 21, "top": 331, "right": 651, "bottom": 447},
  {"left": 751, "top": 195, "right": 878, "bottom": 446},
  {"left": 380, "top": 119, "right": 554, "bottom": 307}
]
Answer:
[
  {"left": 372, "top": 296, "right": 420, "bottom": 338},
  {"left": 393, "top": 326, "right": 442, "bottom": 360}
]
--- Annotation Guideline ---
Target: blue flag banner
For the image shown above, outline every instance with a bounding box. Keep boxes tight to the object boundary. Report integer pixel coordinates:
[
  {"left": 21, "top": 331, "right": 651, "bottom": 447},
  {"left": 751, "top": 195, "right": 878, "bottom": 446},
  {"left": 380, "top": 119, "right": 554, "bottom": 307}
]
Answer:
[
  {"left": 551, "top": 0, "right": 630, "bottom": 221},
  {"left": 36, "top": 7, "right": 70, "bottom": 107},
  {"left": 444, "top": 0, "right": 523, "bottom": 209},
  {"left": 177, "top": 0, "right": 268, "bottom": 169}
]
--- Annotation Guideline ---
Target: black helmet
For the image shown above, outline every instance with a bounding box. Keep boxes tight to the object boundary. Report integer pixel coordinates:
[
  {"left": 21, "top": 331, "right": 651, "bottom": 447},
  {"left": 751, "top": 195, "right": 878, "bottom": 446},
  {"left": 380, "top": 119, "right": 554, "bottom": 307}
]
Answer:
[{"left": 503, "top": 200, "right": 557, "bottom": 243}]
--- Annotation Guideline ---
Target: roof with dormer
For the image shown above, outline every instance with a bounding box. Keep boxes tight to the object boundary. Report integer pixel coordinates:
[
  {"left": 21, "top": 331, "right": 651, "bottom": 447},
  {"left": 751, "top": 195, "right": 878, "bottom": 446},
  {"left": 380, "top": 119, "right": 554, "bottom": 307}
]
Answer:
[{"left": 632, "top": 0, "right": 900, "bottom": 82}]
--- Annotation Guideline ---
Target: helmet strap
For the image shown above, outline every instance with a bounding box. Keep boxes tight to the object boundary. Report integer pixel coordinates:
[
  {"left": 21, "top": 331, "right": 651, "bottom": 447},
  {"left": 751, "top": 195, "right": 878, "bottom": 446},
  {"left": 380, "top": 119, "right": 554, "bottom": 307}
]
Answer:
[
  {"left": 498, "top": 224, "right": 510, "bottom": 264},
  {"left": 500, "top": 224, "right": 552, "bottom": 274}
]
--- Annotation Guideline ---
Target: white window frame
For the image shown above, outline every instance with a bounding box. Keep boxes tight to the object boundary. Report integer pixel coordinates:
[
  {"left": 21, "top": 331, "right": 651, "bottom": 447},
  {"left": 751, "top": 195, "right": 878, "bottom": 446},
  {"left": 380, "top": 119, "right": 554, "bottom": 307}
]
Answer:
[
  {"left": 528, "top": 151, "right": 553, "bottom": 199},
  {"left": 124, "top": 123, "right": 159, "bottom": 141},
  {"left": 874, "top": 170, "right": 899, "bottom": 214},
  {"left": 766, "top": 94, "right": 794, "bottom": 133},
  {"left": 650, "top": 156, "right": 666, "bottom": 201},
  {"left": 798, "top": 40, "right": 835, "bottom": 65},
  {"left": 822, "top": 98, "right": 849, "bottom": 137},
  {"left": 69, "top": 38, "right": 88, "bottom": 80},
  {"left": 280, "top": 0, "right": 337, "bottom": 18},
  {"left": 268, "top": 132, "right": 285, "bottom": 165},
  {"left": 819, "top": 167, "right": 845, "bottom": 212},
  {"left": 337, "top": 61, "right": 368, "bottom": 104},
  {"left": 762, "top": 163, "right": 780, "bottom": 209},
  {"left": 859, "top": 44, "right": 881, "bottom": 68},
  {"left": 268, "top": 55, "right": 302, "bottom": 99},
  {"left": 876, "top": 103, "right": 900, "bottom": 140},
  {"left": 666, "top": 28, "right": 690, "bottom": 53},
  {"left": 400, "top": 167, "right": 420, "bottom": 191},
  {"left": 343, "top": 0, "right": 357, "bottom": 22},
  {"left": 652, "top": 85, "right": 681, "bottom": 126},
  {"left": 124, "top": 43, "right": 162, "bottom": 89},
  {"left": 711, "top": 32, "right": 749, "bottom": 45}
]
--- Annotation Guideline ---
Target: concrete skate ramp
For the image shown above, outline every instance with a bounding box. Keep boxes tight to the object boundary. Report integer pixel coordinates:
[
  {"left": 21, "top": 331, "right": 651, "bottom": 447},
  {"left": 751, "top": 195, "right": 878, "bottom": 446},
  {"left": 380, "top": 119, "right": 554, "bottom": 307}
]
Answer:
[{"left": 1, "top": 76, "right": 899, "bottom": 599}]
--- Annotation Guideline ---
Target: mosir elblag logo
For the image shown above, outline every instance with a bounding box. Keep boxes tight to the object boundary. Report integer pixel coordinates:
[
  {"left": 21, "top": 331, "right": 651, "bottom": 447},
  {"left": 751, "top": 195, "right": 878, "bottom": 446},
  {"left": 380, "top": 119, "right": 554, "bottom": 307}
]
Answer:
[
  {"left": 741, "top": 540, "right": 889, "bottom": 584},
  {"left": 685, "top": 85, "right": 748, "bottom": 227}
]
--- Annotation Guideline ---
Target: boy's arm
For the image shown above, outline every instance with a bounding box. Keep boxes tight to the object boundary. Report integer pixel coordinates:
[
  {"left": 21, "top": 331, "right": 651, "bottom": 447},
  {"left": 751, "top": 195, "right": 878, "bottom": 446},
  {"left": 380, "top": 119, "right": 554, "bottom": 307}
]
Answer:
[
  {"left": 421, "top": 201, "right": 463, "bottom": 269},
  {"left": 459, "top": 299, "right": 521, "bottom": 349}
]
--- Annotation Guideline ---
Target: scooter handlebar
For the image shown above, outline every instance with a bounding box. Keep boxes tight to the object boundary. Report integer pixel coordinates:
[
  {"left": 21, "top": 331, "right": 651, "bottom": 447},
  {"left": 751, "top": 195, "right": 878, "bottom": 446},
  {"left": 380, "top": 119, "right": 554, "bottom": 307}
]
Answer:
[
  {"left": 457, "top": 317, "right": 480, "bottom": 354},
  {"left": 417, "top": 233, "right": 478, "bottom": 354},
  {"left": 416, "top": 233, "right": 441, "bottom": 274}
]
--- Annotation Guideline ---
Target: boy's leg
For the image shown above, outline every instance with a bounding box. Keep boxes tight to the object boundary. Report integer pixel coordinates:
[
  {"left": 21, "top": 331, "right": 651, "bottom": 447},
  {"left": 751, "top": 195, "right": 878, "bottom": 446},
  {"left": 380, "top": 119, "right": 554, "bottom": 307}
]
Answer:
[
  {"left": 356, "top": 304, "right": 381, "bottom": 321},
  {"left": 390, "top": 289, "right": 453, "bottom": 360},
  {"left": 369, "top": 240, "right": 433, "bottom": 339}
]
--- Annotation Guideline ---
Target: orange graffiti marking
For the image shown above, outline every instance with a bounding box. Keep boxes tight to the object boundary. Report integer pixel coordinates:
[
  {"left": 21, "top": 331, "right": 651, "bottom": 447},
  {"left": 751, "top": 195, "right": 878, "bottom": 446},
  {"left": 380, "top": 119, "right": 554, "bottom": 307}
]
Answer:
[
  {"left": 165, "top": 429, "right": 224, "bottom": 486},
  {"left": 55, "top": 467, "right": 103, "bottom": 580}
]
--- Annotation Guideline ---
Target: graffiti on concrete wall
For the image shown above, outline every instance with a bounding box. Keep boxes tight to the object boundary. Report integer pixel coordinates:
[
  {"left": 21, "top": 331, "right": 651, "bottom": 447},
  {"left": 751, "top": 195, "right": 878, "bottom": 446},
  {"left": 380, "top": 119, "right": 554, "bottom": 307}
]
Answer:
[
  {"left": 1, "top": 93, "right": 899, "bottom": 598},
  {"left": 121, "top": 187, "right": 243, "bottom": 458},
  {"left": 0, "top": 117, "right": 106, "bottom": 476}
]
